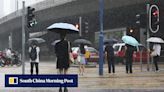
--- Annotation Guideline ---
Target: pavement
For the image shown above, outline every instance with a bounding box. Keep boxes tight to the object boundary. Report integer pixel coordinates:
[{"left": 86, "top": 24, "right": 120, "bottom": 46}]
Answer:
[{"left": 1, "top": 61, "right": 164, "bottom": 92}]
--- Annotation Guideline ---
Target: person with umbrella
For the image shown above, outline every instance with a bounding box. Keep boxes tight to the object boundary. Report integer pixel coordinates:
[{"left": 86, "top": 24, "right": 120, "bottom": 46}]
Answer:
[
  {"left": 125, "top": 44, "right": 136, "bottom": 74},
  {"left": 47, "top": 22, "right": 79, "bottom": 92},
  {"left": 104, "top": 43, "right": 115, "bottom": 74},
  {"left": 147, "top": 37, "right": 163, "bottom": 72},
  {"left": 122, "top": 35, "right": 138, "bottom": 74},
  {"left": 151, "top": 43, "right": 161, "bottom": 72},
  {"left": 55, "top": 32, "right": 71, "bottom": 92}
]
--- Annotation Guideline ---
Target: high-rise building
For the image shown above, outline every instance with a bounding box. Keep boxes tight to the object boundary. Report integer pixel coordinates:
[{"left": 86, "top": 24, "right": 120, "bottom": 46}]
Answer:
[
  {"left": 1, "top": 0, "right": 44, "bottom": 18},
  {"left": 0, "top": 0, "right": 4, "bottom": 18}
]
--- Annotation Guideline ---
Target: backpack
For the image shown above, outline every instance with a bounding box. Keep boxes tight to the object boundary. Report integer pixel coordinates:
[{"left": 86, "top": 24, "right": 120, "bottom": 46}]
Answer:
[{"left": 30, "top": 47, "right": 37, "bottom": 61}]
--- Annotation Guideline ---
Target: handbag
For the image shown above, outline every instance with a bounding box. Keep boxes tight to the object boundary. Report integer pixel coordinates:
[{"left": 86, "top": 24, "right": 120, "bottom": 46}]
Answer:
[
  {"left": 77, "top": 55, "right": 81, "bottom": 63},
  {"left": 151, "top": 51, "right": 157, "bottom": 57},
  {"left": 69, "top": 52, "right": 74, "bottom": 63},
  {"left": 68, "top": 41, "right": 74, "bottom": 63}
]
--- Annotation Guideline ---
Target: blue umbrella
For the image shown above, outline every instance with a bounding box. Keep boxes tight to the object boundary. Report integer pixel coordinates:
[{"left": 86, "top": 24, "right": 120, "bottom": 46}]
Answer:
[
  {"left": 122, "top": 35, "right": 139, "bottom": 46},
  {"left": 47, "top": 22, "right": 79, "bottom": 34}
]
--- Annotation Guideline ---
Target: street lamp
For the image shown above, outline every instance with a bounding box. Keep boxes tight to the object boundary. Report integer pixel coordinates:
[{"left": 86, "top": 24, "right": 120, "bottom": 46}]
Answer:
[{"left": 99, "top": 0, "right": 104, "bottom": 76}]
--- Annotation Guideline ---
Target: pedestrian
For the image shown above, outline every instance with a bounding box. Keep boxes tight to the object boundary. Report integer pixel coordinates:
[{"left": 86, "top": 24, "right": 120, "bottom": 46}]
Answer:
[
  {"left": 6, "top": 48, "right": 12, "bottom": 65},
  {"left": 55, "top": 32, "right": 70, "bottom": 92},
  {"left": 104, "top": 43, "right": 115, "bottom": 74},
  {"left": 151, "top": 43, "right": 161, "bottom": 72},
  {"left": 78, "top": 44, "right": 86, "bottom": 76},
  {"left": 125, "top": 44, "right": 136, "bottom": 74},
  {"left": 29, "top": 42, "right": 40, "bottom": 75}
]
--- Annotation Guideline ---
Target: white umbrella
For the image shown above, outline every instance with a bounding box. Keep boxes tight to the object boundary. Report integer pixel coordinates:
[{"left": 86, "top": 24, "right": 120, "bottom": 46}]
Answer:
[
  {"left": 28, "top": 38, "right": 46, "bottom": 44},
  {"left": 147, "top": 37, "right": 164, "bottom": 43},
  {"left": 47, "top": 22, "right": 79, "bottom": 34}
]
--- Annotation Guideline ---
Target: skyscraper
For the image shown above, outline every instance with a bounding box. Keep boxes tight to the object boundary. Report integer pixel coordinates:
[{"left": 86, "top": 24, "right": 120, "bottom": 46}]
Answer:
[
  {"left": 0, "top": 0, "right": 4, "bottom": 18},
  {"left": 0, "top": 0, "right": 44, "bottom": 18}
]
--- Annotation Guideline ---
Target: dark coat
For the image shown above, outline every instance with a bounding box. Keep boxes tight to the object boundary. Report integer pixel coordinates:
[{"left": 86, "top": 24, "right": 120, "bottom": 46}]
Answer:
[
  {"left": 105, "top": 44, "right": 114, "bottom": 58},
  {"left": 55, "top": 40, "right": 70, "bottom": 69},
  {"left": 125, "top": 44, "right": 136, "bottom": 58}
]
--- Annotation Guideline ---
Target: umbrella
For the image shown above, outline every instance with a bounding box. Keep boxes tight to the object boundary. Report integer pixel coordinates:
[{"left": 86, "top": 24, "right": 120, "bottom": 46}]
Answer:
[
  {"left": 51, "top": 40, "right": 60, "bottom": 46},
  {"left": 104, "top": 38, "right": 118, "bottom": 44},
  {"left": 28, "top": 38, "right": 45, "bottom": 44},
  {"left": 122, "top": 35, "right": 139, "bottom": 46},
  {"left": 147, "top": 37, "right": 164, "bottom": 43},
  {"left": 74, "top": 39, "right": 92, "bottom": 45},
  {"left": 47, "top": 22, "right": 79, "bottom": 34}
]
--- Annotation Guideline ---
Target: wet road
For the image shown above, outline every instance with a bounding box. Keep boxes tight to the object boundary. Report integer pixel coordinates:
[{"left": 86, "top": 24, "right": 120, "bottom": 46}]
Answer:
[{"left": 0, "top": 61, "right": 164, "bottom": 91}]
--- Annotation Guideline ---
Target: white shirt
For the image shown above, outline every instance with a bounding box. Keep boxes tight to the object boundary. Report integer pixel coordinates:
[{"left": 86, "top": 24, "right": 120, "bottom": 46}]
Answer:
[
  {"left": 153, "top": 44, "right": 161, "bottom": 56},
  {"left": 29, "top": 46, "right": 40, "bottom": 62},
  {"left": 6, "top": 49, "right": 12, "bottom": 58}
]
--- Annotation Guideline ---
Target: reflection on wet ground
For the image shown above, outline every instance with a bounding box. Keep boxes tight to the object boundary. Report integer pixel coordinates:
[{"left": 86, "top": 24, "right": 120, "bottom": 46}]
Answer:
[{"left": 0, "top": 62, "right": 164, "bottom": 91}]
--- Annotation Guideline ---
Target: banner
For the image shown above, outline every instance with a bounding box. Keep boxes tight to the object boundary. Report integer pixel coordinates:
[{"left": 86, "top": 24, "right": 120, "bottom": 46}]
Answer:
[{"left": 5, "top": 74, "right": 78, "bottom": 87}]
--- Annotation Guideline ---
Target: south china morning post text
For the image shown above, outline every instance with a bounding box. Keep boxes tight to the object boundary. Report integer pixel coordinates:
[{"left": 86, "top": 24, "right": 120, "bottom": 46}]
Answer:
[
  {"left": 19, "top": 78, "right": 73, "bottom": 84},
  {"left": 5, "top": 74, "right": 78, "bottom": 87}
]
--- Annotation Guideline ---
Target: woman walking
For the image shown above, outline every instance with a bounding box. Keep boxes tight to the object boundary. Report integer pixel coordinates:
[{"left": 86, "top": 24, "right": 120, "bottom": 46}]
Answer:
[{"left": 78, "top": 44, "right": 86, "bottom": 76}]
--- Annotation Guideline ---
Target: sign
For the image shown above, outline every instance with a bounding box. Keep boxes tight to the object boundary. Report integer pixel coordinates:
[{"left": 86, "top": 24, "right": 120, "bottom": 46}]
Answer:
[{"left": 5, "top": 74, "right": 78, "bottom": 87}]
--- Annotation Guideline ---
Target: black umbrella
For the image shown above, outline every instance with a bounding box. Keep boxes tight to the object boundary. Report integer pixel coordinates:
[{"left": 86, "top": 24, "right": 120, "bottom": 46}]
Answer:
[
  {"left": 104, "top": 38, "right": 118, "bottom": 44},
  {"left": 47, "top": 22, "right": 79, "bottom": 34},
  {"left": 28, "top": 38, "right": 45, "bottom": 45},
  {"left": 74, "top": 39, "right": 92, "bottom": 45}
]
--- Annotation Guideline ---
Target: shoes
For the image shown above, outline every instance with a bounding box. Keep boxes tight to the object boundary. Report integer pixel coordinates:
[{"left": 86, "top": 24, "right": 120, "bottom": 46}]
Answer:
[
  {"left": 155, "top": 70, "right": 160, "bottom": 72},
  {"left": 59, "top": 87, "right": 62, "bottom": 92},
  {"left": 79, "top": 73, "right": 84, "bottom": 76},
  {"left": 64, "top": 87, "right": 68, "bottom": 92}
]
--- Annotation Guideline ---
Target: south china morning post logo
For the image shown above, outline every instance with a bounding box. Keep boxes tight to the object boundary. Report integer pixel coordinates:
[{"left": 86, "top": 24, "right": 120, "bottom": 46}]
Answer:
[
  {"left": 8, "top": 77, "right": 18, "bottom": 85},
  {"left": 5, "top": 74, "right": 78, "bottom": 87}
]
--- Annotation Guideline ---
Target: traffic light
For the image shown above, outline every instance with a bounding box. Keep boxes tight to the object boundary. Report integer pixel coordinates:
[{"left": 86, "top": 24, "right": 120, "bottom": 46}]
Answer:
[
  {"left": 135, "top": 14, "right": 141, "bottom": 24},
  {"left": 75, "top": 23, "right": 80, "bottom": 29},
  {"left": 27, "top": 6, "right": 37, "bottom": 28},
  {"left": 149, "top": 4, "right": 159, "bottom": 33},
  {"left": 135, "top": 13, "right": 146, "bottom": 27},
  {"left": 84, "top": 22, "right": 89, "bottom": 33}
]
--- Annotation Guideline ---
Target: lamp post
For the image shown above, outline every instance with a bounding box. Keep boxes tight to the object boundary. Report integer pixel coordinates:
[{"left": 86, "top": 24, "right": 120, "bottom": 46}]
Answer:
[
  {"left": 22, "top": 1, "right": 26, "bottom": 74},
  {"left": 99, "top": 0, "right": 104, "bottom": 75},
  {"left": 146, "top": 4, "right": 150, "bottom": 71}
]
